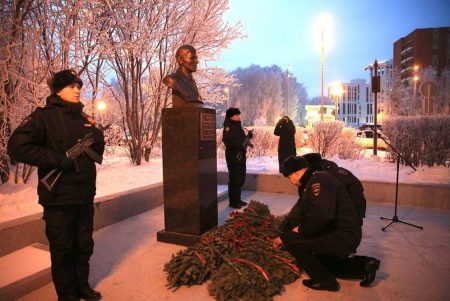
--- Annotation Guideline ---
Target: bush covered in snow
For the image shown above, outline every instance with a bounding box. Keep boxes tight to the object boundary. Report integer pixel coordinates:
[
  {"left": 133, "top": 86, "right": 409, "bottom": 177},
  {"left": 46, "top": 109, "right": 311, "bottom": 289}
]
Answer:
[{"left": 383, "top": 115, "right": 450, "bottom": 167}]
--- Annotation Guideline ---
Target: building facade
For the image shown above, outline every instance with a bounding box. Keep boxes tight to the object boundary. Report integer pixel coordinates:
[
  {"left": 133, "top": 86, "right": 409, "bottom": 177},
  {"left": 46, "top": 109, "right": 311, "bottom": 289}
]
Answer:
[
  {"left": 394, "top": 27, "right": 450, "bottom": 84},
  {"left": 328, "top": 79, "right": 372, "bottom": 128}
]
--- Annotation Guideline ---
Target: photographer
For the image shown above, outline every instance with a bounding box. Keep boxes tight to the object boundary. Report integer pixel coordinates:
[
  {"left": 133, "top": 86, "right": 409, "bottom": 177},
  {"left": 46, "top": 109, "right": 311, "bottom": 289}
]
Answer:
[
  {"left": 274, "top": 116, "right": 296, "bottom": 173},
  {"left": 222, "top": 107, "right": 253, "bottom": 209}
]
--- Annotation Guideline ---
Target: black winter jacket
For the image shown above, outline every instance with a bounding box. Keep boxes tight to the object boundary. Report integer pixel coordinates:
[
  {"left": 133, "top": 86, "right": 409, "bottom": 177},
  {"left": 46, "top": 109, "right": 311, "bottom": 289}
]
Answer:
[
  {"left": 7, "top": 95, "right": 105, "bottom": 206},
  {"left": 274, "top": 119, "right": 296, "bottom": 154},
  {"left": 222, "top": 118, "right": 246, "bottom": 166},
  {"left": 281, "top": 171, "right": 362, "bottom": 257}
]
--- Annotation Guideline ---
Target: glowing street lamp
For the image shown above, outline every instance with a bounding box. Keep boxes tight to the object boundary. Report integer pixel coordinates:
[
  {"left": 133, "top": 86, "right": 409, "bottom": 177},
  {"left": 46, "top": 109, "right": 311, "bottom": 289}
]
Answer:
[
  {"left": 313, "top": 13, "right": 334, "bottom": 121},
  {"left": 97, "top": 100, "right": 106, "bottom": 125},
  {"left": 413, "top": 65, "right": 419, "bottom": 110},
  {"left": 330, "top": 81, "right": 344, "bottom": 120}
]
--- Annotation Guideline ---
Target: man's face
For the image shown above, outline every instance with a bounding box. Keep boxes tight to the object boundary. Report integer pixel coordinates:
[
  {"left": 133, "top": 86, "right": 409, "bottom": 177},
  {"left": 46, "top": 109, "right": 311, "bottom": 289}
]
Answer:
[
  {"left": 179, "top": 49, "right": 198, "bottom": 73},
  {"left": 57, "top": 83, "right": 81, "bottom": 103},
  {"left": 287, "top": 168, "right": 307, "bottom": 186},
  {"left": 230, "top": 114, "right": 241, "bottom": 121}
]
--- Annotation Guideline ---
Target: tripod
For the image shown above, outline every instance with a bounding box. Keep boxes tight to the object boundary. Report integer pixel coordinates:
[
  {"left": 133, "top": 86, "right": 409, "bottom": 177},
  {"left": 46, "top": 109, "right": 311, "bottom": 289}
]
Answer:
[{"left": 373, "top": 128, "right": 423, "bottom": 231}]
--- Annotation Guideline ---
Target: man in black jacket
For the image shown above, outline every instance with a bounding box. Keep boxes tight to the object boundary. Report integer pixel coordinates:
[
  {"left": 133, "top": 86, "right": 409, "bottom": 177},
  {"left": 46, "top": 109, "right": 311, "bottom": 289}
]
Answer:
[
  {"left": 273, "top": 156, "right": 380, "bottom": 291},
  {"left": 303, "top": 153, "right": 366, "bottom": 224},
  {"left": 7, "top": 69, "right": 105, "bottom": 301},
  {"left": 222, "top": 107, "right": 252, "bottom": 209}
]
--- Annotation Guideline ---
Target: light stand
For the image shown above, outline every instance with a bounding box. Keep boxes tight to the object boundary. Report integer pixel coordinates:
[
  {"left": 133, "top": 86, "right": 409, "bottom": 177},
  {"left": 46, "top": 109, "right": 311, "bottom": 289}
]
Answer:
[{"left": 374, "top": 128, "right": 423, "bottom": 231}]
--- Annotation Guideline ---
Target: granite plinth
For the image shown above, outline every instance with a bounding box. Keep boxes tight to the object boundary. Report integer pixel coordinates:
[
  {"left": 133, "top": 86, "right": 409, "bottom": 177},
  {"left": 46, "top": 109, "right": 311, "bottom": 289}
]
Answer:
[{"left": 158, "top": 107, "right": 217, "bottom": 246}]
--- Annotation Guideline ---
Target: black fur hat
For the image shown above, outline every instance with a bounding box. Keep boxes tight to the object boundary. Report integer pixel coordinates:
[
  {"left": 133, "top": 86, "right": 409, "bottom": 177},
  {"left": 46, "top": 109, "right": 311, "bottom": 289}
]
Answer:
[
  {"left": 281, "top": 156, "right": 309, "bottom": 177},
  {"left": 302, "top": 153, "right": 323, "bottom": 166},
  {"left": 47, "top": 69, "right": 83, "bottom": 94},
  {"left": 225, "top": 107, "right": 241, "bottom": 119}
]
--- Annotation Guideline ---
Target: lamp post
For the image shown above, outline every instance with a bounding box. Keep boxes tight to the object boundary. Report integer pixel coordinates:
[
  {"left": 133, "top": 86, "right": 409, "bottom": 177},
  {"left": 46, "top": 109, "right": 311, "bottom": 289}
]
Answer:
[
  {"left": 223, "top": 87, "right": 230, "bottom": 108},
  {"left": 330, "top": 82, "right": 343, "bottom": 120},
  {"left": 97, "top": 100, "right": 106, "bottom": 126},
  {"left": 286, "top": 65, "right": 291, "bottom": 117},
  {"left": 314, "top": 14, "right": 333, "bottom": 121},
  {"left": 412, "top": 65, "right": 419, "bottom": 112}
]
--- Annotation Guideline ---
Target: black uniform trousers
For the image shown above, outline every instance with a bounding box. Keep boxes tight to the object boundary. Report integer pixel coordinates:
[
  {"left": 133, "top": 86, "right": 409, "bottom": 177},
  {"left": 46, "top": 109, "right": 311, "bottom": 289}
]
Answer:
[
  {"left": 283, "top": 233, "right": 367, "bottom": 284},
  {"left": 43, "top": 202, "right": 94, "bottom": 297},
  {"left": 227, "top": 163, "right": 246, "bottom": 206}
]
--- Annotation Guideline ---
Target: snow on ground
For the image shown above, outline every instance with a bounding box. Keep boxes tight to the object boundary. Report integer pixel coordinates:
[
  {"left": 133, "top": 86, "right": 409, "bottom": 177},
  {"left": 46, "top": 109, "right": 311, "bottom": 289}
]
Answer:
[{"left": 1, "top": 147, "right": 449, "bottom": 224}]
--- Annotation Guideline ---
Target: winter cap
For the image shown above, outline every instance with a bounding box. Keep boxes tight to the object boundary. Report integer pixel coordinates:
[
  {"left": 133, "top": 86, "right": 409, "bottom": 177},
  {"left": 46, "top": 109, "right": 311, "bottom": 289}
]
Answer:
[
  {"left": 281, "top": 156, "right": 309, "bottom": 177},
  {"left": 47, "top": 69, "right": 83, "bottom": 94},
  {"left": 226, "top": 107, "right": 241, "bottom": 119},
  {"left": 302, "top": 153, "right": 323, "bottom": 166}
]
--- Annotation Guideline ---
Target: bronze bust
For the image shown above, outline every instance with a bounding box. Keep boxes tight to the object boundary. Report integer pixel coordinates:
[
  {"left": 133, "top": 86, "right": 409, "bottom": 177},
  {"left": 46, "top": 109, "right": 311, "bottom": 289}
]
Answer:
[{"left": 163, "top": 45, "right": 204, "bottom": 108}]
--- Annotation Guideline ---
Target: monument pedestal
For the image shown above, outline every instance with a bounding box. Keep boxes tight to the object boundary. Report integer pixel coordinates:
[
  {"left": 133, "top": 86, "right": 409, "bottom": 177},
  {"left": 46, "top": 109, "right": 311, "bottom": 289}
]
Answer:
[{"left": 157, "top": 107, "right": 217, "bottom": 246}]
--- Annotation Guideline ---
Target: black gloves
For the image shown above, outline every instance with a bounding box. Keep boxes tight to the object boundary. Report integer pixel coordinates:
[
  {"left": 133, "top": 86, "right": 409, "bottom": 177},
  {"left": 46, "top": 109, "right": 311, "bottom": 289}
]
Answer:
[
  {"left": 247, "top": 130, "right": 253, "bottom": 139},
  {"left": 60, "top": 158, "right": 74, "bottom": 172}
]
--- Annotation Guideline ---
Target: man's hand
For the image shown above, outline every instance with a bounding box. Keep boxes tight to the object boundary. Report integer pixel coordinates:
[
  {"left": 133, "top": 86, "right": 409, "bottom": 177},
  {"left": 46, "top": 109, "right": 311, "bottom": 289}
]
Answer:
[{"left": 273, "top": 237, "right": 283, "bottom": 249}]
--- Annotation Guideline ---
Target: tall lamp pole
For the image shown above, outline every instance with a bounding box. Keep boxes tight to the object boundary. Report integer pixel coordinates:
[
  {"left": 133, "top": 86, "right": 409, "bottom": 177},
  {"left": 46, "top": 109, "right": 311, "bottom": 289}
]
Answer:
[
  {"left": 286, "top": 65, "right": 291, "bottom": 117},
  {"left": 320, "top": 29, "right": 325, "bottom": 121},
  {"left": 365, "top": 60, "right": 381, "bottom": 156}
]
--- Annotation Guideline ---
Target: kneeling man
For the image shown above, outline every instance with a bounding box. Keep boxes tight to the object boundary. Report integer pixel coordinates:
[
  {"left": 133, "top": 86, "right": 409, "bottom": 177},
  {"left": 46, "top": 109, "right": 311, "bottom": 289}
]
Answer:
[{"left": 273, "top": 156, "right": 380, "bottom": 291}]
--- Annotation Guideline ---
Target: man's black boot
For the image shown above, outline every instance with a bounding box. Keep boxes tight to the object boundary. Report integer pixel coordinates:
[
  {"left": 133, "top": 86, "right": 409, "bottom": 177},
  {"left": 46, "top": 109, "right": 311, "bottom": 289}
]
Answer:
[
  {"left": 302, "top": 279, "right": 340, "bottom": 291},
  {"left": 78, "top": 286, "right": 102, "bottom": 301},
  {"left": 238, "top": 200, "right": 248, "bottom": 206},
  {"left": 229, "top": 203, "right": 242, "bottom": 209},
  {"left": 360, "top": 258, "right": 380, "bottom": 287}
]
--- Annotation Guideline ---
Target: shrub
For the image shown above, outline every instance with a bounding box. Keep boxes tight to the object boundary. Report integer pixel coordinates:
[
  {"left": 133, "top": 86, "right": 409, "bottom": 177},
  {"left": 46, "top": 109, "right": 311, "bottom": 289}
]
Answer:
[{"left": 383, "top": 115, "right": 450, "bottom": 167}]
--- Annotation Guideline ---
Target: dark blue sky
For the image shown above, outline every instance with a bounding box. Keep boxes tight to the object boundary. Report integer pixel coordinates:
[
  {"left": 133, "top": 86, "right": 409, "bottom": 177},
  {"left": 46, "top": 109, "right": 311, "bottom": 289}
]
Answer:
[{"left": 211, "top": 0, "right": 450, "bottom": 97}]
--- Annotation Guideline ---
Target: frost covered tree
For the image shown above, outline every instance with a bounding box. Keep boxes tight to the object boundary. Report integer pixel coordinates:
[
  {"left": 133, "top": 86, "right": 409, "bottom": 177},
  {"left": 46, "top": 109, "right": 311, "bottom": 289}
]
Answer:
[{"left": 230, "top": 65, "right": 308, "bottom": 126}]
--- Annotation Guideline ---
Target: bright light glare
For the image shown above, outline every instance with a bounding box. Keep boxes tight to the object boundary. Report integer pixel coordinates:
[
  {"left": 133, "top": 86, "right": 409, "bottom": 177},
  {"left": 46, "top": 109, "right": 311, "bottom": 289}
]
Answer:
[
  {"left": 97, "top": 101, "right": 106, "bottom": 111},
  {"left": 413, "top": 76, "right": 419, "bottom": 81},
  {"left": 312, "top": 13, "right": 334, "bottom": 52},
  {"left": 330, "top": 81, "right": 344, "bottom": 96}
]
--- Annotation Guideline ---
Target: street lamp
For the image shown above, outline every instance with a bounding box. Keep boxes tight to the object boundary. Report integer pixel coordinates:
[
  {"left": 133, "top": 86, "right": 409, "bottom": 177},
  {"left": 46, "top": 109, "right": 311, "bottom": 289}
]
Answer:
[
  {"left": 97, "top": 100, "right": 106, "bottom": 125},
  {"left": 330, "top": 81, "right": 343, "bottom": 120},
  {"left": 364, "top": 59, "right": 388, "bottom": 156},
  {"left": 412, "top": 65, "right": 419, "bottom": 111},
  {"left": 223, "top": 87, "right": 230, "bottom": 108},
  {"left": 286, "top": 64, "right": 291, "bottom": 117},
  {"left": 314, "top": 13, "right": 334, "bottom": 121}
]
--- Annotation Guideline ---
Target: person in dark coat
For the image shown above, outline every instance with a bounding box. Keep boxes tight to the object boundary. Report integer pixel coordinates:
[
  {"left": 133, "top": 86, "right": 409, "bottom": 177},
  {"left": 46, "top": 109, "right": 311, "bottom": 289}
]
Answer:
[
  {"left": 7, "top": 69, "right": 105, "bottom": 301},
  {"left": 303, "top": 153, "right": 366, "bottom": 224},
  {"left": 273, "top": 156, "right": 380, "bottom": 291},
  {"left": 222, "top": 107, "right": 252, "bottom": 209},
  {"left": 274, "top": 116, "right": 296, "bottom": 172}
]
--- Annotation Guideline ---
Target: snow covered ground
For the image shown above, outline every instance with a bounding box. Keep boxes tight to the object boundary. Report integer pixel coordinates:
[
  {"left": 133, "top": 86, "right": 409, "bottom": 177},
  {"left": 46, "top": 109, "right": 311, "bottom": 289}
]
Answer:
[{"left": 1, "top": 147, "right": 449, "bottom": 224}]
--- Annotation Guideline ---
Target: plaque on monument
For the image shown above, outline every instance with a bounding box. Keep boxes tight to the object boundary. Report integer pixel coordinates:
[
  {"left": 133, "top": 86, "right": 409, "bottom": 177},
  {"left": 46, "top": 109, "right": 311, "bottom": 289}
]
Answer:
[{"left": 157, "top": 45, "right": 218, "bottom": 246}]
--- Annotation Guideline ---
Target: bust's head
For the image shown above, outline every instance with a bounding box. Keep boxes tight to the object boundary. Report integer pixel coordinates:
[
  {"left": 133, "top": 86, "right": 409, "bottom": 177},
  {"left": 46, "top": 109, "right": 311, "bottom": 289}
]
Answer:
[{"left": 176, "top": 45, "right": 198, "bottom": 73}]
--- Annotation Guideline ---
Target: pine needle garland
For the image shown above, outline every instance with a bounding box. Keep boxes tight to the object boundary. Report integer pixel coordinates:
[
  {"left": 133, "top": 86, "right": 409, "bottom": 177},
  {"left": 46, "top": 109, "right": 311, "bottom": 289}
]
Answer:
[{"left": 163, "top": 200, "right": 301, "bottom": 300}]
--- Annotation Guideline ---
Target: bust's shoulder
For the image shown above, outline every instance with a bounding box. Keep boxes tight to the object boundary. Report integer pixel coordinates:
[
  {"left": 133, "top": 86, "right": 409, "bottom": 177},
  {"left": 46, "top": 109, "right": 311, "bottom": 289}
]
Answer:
[{"left": 163, "top": 74, "right": 177, "bottom": 88}]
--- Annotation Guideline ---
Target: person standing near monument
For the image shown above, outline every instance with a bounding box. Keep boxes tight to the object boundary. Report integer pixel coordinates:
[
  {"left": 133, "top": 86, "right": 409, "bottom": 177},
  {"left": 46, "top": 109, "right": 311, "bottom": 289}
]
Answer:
[
  {"left": 274, "top": 116, "right": 296, "bottom": 173},
  {"left": 163, "top": 44, "right": 204, "bottom": 108},
  {"left": 273, "top": 156, "right": 380, "bottom": 291},
  {"left": 7, "top": 69, "right": 105, "bottom": 301},
  {"left": 222, "top": 108, "right": 252, "bottom": 209}
]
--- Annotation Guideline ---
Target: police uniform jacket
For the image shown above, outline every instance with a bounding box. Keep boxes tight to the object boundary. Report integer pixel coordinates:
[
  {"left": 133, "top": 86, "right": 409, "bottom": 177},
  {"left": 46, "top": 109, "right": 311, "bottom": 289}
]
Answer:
[
  {"left": 7, "top": 95, "right": 105, "bottom": 206},
  {"left": 281, "top": 171, "right": 362, "bottom": 257},
  {"left": 325, "top": 166, "right": 366, "bottom": 220},
  {"left": 222, "top": 118, "right": 246, "bottom": 166}
]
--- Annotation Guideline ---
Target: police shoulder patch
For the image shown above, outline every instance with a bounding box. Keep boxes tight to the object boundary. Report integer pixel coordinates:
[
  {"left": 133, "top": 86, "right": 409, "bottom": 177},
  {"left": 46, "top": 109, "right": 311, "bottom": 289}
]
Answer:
[
  {"left": 311, "top": 182, "right": 321, "bottom": 196},
  {"left": 337, "top": 168, "right": 348, "bottom": 175}
]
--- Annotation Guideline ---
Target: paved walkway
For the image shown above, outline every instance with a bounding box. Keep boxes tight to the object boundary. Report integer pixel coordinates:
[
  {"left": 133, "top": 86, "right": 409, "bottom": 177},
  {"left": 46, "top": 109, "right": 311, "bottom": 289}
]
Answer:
[{"left": 18, "top": 191, "right": 450, "bottom": 301}]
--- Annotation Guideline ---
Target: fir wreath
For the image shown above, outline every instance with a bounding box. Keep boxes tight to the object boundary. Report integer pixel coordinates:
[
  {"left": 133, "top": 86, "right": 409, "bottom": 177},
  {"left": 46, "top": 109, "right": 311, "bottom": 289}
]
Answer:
[{"left": 164, "top": 201, "right": 301, "bottom": 300}]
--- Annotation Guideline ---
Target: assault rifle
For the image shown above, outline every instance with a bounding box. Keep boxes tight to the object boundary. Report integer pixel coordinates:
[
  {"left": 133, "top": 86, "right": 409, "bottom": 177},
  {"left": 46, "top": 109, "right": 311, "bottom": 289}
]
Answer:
[
  {"left": 41, "top": 133, "right": 102, "bottom": 191},
  {"left": 237, "top": 129, "right": 254, "bottom": 161}
]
